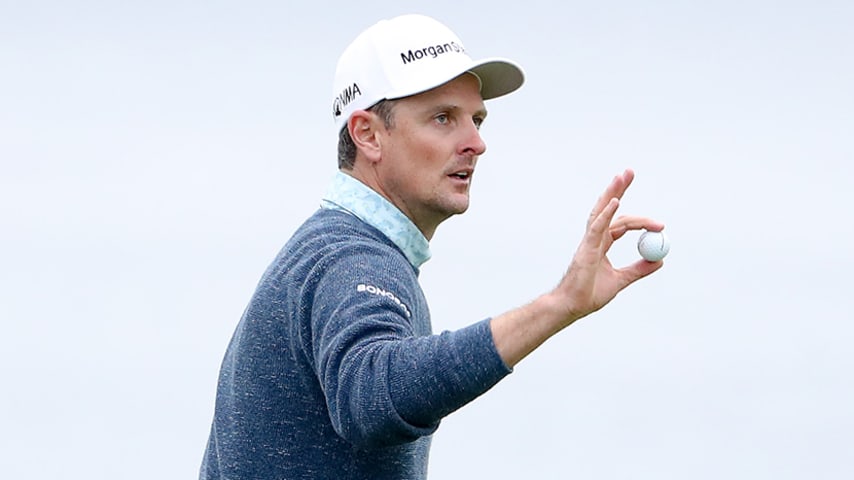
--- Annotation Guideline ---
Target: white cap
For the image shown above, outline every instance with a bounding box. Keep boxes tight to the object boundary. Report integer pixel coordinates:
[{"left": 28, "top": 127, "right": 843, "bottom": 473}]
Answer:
[{"left": 331, "top": 14, "right": 525, "bottom": 132}]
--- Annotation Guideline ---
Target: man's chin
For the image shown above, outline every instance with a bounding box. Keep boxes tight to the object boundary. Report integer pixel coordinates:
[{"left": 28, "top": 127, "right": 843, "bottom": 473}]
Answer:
[{"left": 447, "top": 200, "right": 471, "bottom": 217}]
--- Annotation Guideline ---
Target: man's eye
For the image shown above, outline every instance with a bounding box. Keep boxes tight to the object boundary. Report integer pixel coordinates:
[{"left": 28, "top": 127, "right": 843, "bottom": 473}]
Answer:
[
  {"left": 473, "top": 117, "right": 485, "bottom": 129},
  {"left": 435, "top": 114, "right": 449, "bottom": 124}
]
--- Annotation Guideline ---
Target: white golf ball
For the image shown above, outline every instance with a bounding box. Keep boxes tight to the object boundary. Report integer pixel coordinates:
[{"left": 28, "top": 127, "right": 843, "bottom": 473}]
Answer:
[{"left": 637, "top": 230, "right": 670, "bottom": 262}]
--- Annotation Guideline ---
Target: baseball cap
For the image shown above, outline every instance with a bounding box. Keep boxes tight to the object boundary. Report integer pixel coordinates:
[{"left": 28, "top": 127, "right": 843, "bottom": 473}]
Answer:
[{"left": 331, "top": 14, "right": 525, "bottom": 132}]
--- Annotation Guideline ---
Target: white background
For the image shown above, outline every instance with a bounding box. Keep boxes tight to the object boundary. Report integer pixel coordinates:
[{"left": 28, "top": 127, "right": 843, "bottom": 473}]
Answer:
[{"left": 2, "top": 0, "right": 853, "bottom": 478}]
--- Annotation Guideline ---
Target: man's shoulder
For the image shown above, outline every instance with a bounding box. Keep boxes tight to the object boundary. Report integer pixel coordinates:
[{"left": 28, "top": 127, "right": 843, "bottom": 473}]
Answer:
[
  {"left": 295, "top": 209, "right": 394, "bottom": 247},
  {"left": 284, "top": 209, "right": 411, "bottom": 269}
]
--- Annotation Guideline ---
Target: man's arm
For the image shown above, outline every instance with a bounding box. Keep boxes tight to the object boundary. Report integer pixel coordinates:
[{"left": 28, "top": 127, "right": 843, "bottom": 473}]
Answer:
[
  {"left": 490, "top": 169, "right": 665, "bottom": 368},
  {"left": 310, "top": 241, "right": 510, "bottom": 448}
]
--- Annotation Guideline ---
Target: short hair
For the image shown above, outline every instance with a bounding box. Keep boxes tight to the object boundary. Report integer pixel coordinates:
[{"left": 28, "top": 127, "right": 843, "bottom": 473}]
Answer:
[{"left": 337, "top": 99, "right": 397, "bottom": 170}]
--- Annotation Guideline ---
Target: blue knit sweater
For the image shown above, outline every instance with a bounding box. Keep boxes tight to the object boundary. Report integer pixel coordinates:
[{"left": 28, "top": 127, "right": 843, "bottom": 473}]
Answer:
[{"left": 201, "top": 208, "right": 511, "bottom": 479}]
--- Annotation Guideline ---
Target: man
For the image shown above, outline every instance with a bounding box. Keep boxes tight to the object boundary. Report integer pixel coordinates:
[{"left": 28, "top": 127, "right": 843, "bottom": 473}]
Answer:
[{"left": 200, "top": 14, "right": 664, "bottom": 479}]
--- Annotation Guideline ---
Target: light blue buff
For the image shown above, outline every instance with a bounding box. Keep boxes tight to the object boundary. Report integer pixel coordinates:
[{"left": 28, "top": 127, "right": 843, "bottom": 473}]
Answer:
[{"left": 321, "top": 170, "right": 431, "bottom": 268}]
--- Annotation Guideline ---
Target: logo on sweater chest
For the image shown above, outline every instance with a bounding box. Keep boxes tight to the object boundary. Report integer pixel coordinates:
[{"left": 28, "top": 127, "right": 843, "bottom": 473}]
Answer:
[{"left": 357, "top": 284, "right": 412, "bottom": 318}]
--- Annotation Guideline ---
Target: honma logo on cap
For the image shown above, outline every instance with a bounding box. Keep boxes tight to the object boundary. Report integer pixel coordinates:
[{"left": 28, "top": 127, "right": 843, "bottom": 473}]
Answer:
[{"left": 332, "top": 82, "right": 362, "bottom": 119}]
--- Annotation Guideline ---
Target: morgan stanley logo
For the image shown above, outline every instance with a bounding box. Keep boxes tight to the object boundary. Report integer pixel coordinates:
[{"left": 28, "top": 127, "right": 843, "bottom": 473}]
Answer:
[
  {"left": 332, "top": 82, "right": 361, "bottom": 119},
  {"left": 400, "top": 40, "right": 464, "bottom": 65},
  {"left": 357, "top": 283, "right": 411, "bottom": 318}
]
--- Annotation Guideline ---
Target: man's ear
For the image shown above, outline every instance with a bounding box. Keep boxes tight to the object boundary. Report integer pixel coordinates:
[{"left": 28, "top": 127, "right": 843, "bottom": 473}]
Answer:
[{"left": 348, "top": 111, "right": 382, "bottom": 163}]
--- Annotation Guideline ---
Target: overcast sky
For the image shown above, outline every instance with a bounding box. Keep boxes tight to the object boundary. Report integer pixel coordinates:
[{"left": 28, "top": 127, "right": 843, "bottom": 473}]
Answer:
[{"left": 2, "top": 1, "right": 853, "bottom": 478}]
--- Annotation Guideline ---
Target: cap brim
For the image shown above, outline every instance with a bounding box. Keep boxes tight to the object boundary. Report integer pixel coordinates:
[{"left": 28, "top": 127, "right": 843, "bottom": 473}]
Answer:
[
  {"left": 469, "top": 57, "right": 525, "bottom": 100},
  {"left": 384, "top": 57, "right": 525, "bottom": 103}
]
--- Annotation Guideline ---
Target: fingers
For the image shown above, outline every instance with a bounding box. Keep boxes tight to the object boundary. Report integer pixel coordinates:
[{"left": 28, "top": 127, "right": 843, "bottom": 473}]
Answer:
[
  {"left": 609, "top": 216, "right": 666, "bottom": 241},
  {"left": 619, "top": 168, "right": 635, "bottom": 194},
  {"left": 588, "top": 170, "right": 635, "bottom": 227},
  {"left": 618, "top": 258, "right": 665, "bottom": 288},
  {"left": 587, "top": 197, "right": 620, "bottom": 248},
  {"left": 585, "top": 170, "right": 666, "bottom": 256}
]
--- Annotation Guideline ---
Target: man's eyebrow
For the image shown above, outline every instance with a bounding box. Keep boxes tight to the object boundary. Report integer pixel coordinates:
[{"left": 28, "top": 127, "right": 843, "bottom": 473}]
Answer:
[{"left": 429, "top": 103, "right": 489, "bottom": 118}]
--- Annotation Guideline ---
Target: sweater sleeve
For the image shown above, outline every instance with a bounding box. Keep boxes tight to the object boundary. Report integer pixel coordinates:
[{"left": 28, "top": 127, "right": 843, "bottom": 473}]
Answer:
[{"left": 305, "top": 243, "right": 512, "bottom": 449}]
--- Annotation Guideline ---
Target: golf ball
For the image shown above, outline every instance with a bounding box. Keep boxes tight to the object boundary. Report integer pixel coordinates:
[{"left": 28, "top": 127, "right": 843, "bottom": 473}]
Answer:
[{"left": 637, "top": 230, "right": 670, "bottom": 262}]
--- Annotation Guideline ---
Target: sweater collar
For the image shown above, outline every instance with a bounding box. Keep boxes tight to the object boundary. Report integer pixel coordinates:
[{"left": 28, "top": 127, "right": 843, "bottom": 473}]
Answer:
[{"left": 321, "top": 171, "right": 432, "bottom": 268}]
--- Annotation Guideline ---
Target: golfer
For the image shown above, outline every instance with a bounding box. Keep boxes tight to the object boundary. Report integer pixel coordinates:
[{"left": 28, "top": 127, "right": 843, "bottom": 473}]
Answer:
[{"left": 200, "top": 13, "right": 664, "bottom": 479}]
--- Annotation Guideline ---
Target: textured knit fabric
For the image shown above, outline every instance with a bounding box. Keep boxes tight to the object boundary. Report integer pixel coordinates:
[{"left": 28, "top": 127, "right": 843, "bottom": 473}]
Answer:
[
  {"left": 321, "top": 171, "right": 431, "bottom": 268},
  {"left": 200, "top": 208, "right": 512, "bottom": 479}
]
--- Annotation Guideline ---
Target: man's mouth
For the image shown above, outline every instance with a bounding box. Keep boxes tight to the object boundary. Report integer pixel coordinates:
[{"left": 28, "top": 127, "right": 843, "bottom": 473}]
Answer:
[{"left": 448, "top": 169, "right": 473, "bottom": 180}]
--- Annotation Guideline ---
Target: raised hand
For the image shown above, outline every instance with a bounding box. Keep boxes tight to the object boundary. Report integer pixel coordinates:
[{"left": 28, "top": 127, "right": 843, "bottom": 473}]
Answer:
[
  {"left": 491, "top": 170, "right": 666, "bottom": 367},
  {"left": 549, "top": 169, "right": 665, "bottom": 325}
]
